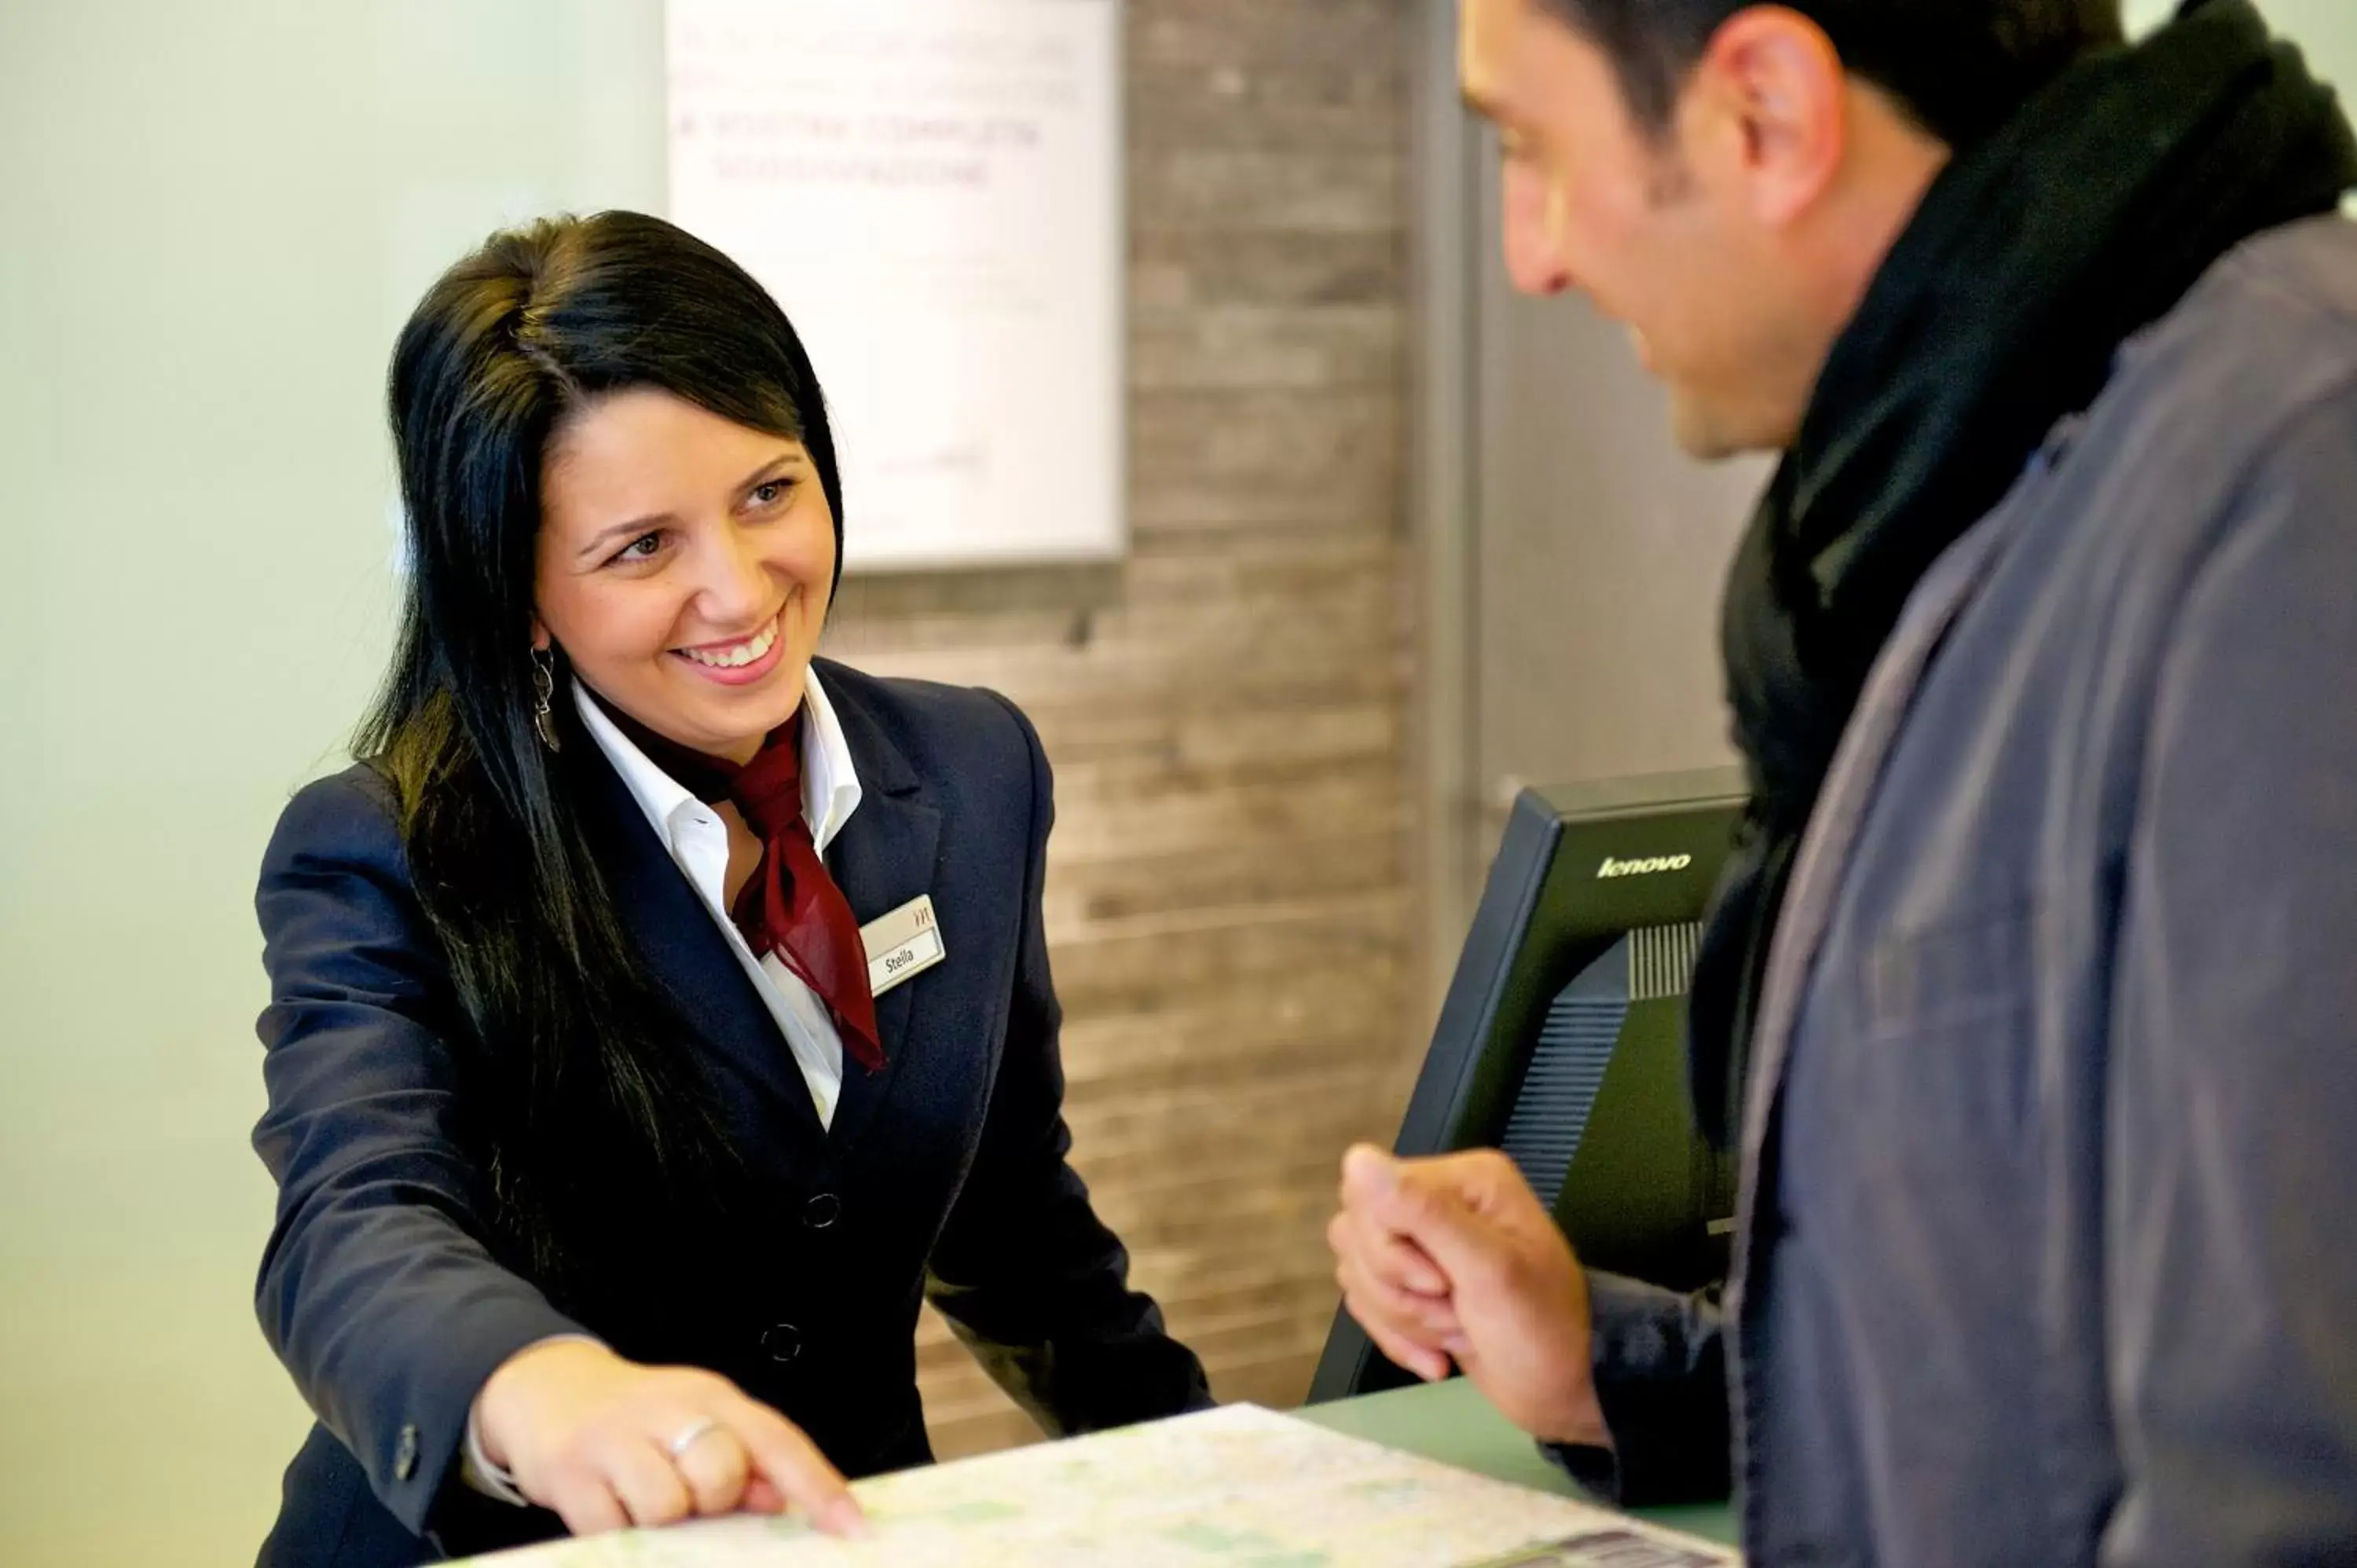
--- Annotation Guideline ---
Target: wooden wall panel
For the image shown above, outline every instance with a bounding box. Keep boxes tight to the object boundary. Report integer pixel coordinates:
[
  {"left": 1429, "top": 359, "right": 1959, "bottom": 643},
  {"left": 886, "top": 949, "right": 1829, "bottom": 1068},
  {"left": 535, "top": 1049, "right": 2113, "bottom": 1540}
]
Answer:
[{"left": 820, "top": 0, "right": 1416, "bottom": 1462}]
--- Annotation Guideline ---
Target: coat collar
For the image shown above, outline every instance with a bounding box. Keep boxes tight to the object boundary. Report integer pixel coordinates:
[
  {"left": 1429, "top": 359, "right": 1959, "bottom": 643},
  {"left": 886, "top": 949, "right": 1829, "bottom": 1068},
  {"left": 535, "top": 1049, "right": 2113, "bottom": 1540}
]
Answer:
[
  {"left": 572, "top": 738, "right": 829, "bottom": 1160},
  {"left": 805, "top": 658, "right": 941, "bottom": 1156}
]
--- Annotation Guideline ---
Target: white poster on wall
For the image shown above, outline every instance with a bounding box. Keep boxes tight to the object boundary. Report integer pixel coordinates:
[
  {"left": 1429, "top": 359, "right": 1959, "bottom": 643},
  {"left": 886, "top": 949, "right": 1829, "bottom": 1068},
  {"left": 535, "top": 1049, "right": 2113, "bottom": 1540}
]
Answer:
[{"left": 667, "top": 0, "right": 1124, "bottom": 572}]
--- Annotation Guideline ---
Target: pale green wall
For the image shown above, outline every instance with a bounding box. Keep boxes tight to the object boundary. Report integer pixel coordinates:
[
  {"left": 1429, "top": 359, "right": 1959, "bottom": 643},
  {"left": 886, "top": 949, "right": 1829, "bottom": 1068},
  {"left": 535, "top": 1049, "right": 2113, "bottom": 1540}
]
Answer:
[
  {"left": 2, "top": 1, "right": 2353, "bottom": 1563},
  {"left": 0, "top": 3, "right": 662, "bottom": 1561}
]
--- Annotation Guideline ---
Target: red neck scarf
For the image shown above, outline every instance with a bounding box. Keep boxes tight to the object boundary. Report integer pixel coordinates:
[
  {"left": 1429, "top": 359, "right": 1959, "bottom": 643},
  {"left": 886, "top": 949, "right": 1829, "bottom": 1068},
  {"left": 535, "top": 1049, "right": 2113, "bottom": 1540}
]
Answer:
[{"left": 599, "top": 698, "right": 882, "bottom": 1072}]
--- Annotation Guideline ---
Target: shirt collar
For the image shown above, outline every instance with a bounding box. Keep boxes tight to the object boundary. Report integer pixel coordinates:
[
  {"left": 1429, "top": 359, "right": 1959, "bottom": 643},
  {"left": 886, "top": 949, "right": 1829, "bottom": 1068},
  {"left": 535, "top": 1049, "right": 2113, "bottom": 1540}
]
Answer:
[
  {"left": 572, "top": 665, "right": 865, "bottom": 854},
  {"left": 795, "top": 665, "right": 863, "bottom": 852}
]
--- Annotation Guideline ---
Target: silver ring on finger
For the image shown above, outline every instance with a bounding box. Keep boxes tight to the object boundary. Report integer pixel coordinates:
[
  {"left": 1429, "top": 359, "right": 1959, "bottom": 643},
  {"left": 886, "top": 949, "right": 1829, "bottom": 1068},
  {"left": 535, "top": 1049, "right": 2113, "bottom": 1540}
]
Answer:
[{"left": 668, "top": 1416, "right": 722, "bottom": 1459}]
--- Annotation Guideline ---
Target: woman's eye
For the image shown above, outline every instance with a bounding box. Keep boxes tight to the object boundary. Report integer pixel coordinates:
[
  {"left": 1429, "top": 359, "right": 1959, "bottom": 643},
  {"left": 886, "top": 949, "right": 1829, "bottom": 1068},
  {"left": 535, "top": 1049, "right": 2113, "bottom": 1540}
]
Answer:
[
  {"left": 615, "top": 531, "right": 663, "bottom": 562},
  {"left": 750, "top": 478, "right": 794, "bottom": 508}
]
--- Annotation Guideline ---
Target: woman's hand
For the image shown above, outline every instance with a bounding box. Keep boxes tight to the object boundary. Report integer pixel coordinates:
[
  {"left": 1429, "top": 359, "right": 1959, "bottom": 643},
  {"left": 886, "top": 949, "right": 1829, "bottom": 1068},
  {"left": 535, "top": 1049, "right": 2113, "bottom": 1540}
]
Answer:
[{"left": 473, "top": 1339, "right": 867, "bottom": 1538}]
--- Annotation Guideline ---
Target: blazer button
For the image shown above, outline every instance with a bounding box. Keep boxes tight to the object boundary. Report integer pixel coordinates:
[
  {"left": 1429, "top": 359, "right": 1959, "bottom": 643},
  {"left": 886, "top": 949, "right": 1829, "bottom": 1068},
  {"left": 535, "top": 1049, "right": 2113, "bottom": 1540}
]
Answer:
[
  {"left": 394, "top": 1423, "right": 420, "bottom": 1482},
  {"left": 761, "top": 1323, "right": 803, "bottom": 1365},
  {"left": 802, "top": 1192, "right": 841, "bottom": 1230}
]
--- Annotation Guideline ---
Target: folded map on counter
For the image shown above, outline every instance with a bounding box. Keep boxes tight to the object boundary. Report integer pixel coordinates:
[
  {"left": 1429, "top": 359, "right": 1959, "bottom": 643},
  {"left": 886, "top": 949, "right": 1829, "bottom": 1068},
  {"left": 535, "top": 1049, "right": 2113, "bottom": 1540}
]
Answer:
[{"left": 455, "top": 1404, "right": 1739, "bottom": 1567}]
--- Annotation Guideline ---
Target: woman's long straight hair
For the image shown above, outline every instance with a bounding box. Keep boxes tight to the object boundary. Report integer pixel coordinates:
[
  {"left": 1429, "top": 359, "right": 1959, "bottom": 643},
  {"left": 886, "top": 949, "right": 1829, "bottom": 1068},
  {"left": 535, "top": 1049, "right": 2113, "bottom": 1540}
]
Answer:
[{"left": 360, "top": 211, "right": 845, "bottom": 1303}]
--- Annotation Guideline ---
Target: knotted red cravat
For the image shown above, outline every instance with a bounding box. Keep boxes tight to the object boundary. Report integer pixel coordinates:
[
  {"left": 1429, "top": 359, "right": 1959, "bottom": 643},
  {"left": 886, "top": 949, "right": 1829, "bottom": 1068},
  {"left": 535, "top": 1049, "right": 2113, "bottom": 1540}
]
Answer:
[
  {"left": 722, "top": 718, "right": 882, "bottom": 1071},
  {"left": 602, "top": 701, "right": 882, "bottom": 1072}
]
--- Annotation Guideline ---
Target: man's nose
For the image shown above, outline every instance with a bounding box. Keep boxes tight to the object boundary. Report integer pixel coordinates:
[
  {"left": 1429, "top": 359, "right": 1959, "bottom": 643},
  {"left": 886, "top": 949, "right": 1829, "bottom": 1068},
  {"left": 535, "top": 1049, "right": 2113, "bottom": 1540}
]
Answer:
[{"left": 1501, "top": 167, "right": 1574, "bottom": 297}]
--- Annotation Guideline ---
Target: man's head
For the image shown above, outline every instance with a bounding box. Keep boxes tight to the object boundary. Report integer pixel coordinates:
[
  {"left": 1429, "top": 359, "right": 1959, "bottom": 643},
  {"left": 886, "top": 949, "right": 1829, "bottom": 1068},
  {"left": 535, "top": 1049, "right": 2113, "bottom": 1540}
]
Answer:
[{"left": 1461, "top": 0, "right": 2124, "bottom": 456}]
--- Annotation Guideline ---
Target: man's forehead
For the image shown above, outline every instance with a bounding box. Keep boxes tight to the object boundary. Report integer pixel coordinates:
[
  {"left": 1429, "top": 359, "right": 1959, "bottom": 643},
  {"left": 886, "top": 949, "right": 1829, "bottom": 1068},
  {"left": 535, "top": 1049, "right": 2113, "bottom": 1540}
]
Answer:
[{"left": 1457, "top": 0, "right": 1518, "bottom": 114}]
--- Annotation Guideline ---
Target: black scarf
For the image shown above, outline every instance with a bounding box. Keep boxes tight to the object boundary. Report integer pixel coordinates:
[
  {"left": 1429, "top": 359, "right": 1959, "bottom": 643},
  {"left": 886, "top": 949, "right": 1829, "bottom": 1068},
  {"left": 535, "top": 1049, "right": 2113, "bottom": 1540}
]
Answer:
[{"left": 1689, "top": 0, "right": 2357, "bottom": 1148}]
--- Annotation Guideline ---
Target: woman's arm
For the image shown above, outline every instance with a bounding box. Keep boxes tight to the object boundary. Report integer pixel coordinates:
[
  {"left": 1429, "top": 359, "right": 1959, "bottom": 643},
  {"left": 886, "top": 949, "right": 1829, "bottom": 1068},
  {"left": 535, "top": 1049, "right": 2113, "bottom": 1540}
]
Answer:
[
  {"left": 922, "top": 696, "right": 1215, "bottom": 1433},
  {"left": 255, "top": 769, "right": 860, "bottom": 1542},
  {"left": 251, "top": 768, "right": 592, "bottom": 1533}
]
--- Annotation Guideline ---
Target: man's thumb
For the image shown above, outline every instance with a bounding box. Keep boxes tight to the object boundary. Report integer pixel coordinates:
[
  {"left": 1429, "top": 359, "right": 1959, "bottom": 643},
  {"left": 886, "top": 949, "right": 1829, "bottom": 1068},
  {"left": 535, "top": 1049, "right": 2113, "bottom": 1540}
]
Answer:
[
  {"left": 1344, "top": 1145, "right": 1507, "bottom": 1282},
  {"left": 1341, "top": 1143, "right": 1401, "bottom": 1204},
  {"left": 1347, "top": 1145, "right": 1455, "bottom": 1231},
  {"left": 1390, "top": 1160, "right": 1515, "bottom": 1285}
]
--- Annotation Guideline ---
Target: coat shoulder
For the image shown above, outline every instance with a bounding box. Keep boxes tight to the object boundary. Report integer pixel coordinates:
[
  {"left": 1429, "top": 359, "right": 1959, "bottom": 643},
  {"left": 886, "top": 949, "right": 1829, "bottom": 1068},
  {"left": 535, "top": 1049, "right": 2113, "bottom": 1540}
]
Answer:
[
  {"left": 813, "top": 659, "right": 1045, "bottom": 797},
  {"left": 262, "top": 760, "right": 409, "bottom": 884}
]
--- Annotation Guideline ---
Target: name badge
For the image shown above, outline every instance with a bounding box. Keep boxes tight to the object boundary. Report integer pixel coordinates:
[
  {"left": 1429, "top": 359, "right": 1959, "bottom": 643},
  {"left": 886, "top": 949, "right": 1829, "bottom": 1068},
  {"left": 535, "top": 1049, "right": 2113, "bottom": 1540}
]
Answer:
[{"left": 860, "top": 895, "right": 947, "bottom": 997}]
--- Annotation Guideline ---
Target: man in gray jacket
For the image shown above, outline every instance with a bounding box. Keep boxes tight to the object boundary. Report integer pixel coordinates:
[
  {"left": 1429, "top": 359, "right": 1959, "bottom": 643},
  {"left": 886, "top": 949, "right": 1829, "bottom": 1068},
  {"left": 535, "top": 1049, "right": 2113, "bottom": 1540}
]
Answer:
[{"left": 1331, "top": 0, "right": 2357, "bottom": 1561}]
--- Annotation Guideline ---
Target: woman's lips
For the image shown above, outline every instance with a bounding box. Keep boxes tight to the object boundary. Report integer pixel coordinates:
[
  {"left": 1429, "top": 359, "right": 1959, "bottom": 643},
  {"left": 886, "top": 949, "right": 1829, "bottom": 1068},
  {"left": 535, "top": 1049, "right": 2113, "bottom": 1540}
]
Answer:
[{"left": 670, "top": 614, "right": 785, "bottom": 686}]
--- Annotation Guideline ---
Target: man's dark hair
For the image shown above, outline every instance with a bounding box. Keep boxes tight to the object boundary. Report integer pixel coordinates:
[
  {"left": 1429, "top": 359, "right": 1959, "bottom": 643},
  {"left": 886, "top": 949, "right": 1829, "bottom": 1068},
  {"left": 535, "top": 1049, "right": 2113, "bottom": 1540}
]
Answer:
[{"left": 1536, "top": 0, "right": 2127, "bottom": 145}]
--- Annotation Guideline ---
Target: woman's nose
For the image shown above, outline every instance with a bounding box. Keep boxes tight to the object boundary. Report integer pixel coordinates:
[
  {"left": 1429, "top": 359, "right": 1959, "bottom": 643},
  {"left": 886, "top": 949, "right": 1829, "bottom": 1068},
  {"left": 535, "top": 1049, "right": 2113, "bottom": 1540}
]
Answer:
[{"left": 692, "top": 522, "right": 773, "bottom": 624}]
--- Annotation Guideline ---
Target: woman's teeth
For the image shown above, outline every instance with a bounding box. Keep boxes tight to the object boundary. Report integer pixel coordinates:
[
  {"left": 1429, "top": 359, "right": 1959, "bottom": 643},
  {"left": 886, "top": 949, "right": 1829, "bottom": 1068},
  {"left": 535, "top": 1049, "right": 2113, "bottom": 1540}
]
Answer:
[{"left": 679, "top": 619, "right": 779, "bottom": 669}]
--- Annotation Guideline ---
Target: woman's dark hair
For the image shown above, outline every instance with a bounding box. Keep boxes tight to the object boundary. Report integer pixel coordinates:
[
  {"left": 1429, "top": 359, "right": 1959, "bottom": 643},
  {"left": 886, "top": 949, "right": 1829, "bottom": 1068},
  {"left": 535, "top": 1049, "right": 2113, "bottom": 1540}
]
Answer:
[
  {"left": 359, "top": 211, "right": 841, "bottom": 1302},
  {"left": 1539, "top": 0, "right": 2126, "bottom": 147}
]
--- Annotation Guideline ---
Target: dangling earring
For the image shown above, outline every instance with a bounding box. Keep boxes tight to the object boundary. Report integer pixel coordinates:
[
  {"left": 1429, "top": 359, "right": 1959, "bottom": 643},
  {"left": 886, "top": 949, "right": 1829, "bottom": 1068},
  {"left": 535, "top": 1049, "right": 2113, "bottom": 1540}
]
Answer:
[{"left": 532, "top": 647, "right": 562, "bottom": 753}]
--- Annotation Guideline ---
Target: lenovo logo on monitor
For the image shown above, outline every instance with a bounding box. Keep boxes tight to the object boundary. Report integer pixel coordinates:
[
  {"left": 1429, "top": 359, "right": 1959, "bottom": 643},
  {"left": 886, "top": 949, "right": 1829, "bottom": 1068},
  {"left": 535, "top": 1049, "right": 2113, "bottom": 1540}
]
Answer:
[{"left": 1596, "top": 853, "right": 1694, "bottom": 879}]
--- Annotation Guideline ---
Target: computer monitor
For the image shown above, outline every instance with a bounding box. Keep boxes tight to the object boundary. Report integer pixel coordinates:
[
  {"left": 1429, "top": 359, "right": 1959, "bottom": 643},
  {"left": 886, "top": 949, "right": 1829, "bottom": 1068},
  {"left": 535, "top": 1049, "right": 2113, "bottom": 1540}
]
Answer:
[{"left": 1308, "top": 766, "right": 1747, "bottom": 1402}]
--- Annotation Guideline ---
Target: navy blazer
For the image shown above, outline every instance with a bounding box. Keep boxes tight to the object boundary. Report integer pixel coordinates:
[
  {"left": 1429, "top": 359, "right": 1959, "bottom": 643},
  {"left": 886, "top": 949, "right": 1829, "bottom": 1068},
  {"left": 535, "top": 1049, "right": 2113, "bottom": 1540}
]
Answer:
[{"left": 250, "top": 660, "right": 1211, "bottom": 1566}]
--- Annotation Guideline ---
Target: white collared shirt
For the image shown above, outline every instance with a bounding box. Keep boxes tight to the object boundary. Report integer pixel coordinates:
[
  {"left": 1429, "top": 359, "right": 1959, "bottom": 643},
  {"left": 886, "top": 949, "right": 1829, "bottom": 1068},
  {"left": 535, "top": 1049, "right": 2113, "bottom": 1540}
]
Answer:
[{"left": 572, "top": 667, "right": 865, "bottom": 1128}]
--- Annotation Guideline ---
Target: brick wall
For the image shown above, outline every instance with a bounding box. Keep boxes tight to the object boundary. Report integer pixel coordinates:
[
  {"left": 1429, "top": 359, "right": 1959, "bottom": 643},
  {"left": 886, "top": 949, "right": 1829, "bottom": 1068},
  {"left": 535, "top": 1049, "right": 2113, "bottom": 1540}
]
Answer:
[{"left": 820, "top": 0, "right": 1417, "bottom": 1458}]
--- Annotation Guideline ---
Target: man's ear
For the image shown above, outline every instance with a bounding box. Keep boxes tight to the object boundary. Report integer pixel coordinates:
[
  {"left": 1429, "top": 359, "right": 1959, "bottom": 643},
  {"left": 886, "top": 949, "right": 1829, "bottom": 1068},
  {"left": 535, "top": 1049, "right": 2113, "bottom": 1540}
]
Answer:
[{"left": 1688, "top": 5, "right": 1848, "bottom": 228}]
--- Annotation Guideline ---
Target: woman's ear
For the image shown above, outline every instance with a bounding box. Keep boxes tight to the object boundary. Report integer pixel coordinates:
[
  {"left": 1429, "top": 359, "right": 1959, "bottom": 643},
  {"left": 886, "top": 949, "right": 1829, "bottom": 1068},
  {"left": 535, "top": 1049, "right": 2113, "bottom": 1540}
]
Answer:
[{"left": 531, "top": 617, "right": 552, "bottom": 653}]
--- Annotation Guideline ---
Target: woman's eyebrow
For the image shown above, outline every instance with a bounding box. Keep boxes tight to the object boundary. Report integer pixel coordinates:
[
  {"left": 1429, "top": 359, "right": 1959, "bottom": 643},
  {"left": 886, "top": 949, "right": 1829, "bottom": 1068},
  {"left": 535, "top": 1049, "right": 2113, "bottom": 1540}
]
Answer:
[
  {"left": 572, "top": 452, "right": 807, "bottom": 560},
  {"left": 737, "top": 452, "right": 804, "bottom": 492},
  {"left": 576, "top": 509, "right": 677, "bottom": 560}
]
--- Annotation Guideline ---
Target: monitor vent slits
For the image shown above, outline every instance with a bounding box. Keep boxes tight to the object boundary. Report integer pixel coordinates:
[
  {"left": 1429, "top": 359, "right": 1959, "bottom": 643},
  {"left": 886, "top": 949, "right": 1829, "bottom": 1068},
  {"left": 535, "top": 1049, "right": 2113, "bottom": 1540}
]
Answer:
[
  {"left": 1500, "top": 921, "right": 1703, "bottom": 1208},
  {"left": 1500, "top": 940, "right": 1628, "bottom": 1211},
  {"left": 1629, "top": 919, "right": 1702, "bottom": 1002}
]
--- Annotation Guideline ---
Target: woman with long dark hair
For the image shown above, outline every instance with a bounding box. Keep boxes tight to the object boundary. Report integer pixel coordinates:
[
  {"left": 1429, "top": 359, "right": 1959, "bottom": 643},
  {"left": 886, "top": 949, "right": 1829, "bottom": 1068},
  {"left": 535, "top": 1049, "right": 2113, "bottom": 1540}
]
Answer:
[{"left": 250, "top": 211, "right": 1209, "bottom": 1566}]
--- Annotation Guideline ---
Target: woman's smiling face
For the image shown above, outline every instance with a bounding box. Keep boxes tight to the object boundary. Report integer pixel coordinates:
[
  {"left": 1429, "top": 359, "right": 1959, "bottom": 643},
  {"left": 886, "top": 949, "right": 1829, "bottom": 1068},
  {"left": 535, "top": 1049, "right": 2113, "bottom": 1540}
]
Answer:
[{"left": 533, "top": 387, "right": 836, "bottom": 764}]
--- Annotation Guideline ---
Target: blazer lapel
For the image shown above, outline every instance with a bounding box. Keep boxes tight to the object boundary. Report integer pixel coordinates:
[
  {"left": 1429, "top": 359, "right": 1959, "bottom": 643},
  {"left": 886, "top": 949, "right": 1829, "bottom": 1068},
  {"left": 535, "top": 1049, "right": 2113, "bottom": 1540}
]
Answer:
[
  {"left": 816, "top": 664, "right": 943, "bottom": 1157},
  {"left": 574, "top": 739, "right": 832, "bottom": 1153}
]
